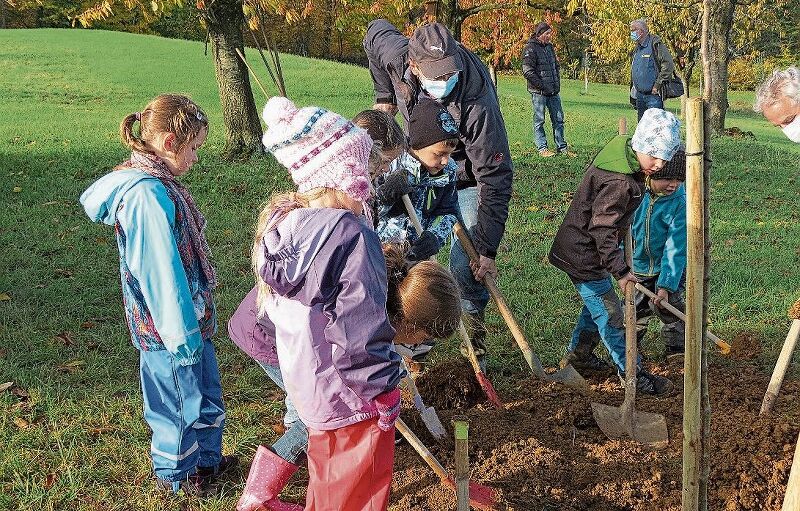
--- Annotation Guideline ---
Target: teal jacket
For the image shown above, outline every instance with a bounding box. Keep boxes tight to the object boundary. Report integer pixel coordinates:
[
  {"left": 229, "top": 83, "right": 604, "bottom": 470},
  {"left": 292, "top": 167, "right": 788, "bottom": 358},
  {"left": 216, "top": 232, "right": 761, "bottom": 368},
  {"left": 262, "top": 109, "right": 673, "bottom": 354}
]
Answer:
[{"left": 632, "top": 183, "right": 687, "bottom": 292}]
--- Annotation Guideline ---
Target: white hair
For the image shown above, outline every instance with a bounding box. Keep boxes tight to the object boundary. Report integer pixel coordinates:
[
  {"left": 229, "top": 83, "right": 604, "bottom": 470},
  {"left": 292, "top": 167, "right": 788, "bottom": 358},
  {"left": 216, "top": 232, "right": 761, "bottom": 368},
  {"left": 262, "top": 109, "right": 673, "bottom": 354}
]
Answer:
[
  {"left": 753, "top": 66, "right": 800, "bottom": 112},
  {"left": 630, "top": 18, "right": 648, "bottom": 31}
]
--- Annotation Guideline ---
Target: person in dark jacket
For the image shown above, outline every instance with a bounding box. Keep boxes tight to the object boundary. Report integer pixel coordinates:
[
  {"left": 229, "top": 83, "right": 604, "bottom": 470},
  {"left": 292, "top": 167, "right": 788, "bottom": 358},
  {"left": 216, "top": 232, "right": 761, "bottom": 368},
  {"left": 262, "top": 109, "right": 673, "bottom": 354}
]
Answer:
[
  {"left": 364, "top": 20, "right": 514, "bottom": 371},
  {"left": 630, "top": 18, "right": 676, "bottom": 120},
  {"left": 549, "top": 108, "right": 682, "bottom": 396},
  {"left": 522, "top": 22, "right": 575, "bottom": 158}
]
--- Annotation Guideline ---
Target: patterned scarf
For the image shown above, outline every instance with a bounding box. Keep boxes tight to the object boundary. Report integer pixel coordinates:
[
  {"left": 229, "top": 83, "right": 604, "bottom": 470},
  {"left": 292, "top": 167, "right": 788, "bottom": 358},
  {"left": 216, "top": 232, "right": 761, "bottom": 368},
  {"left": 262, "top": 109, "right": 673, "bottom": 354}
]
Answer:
[{"left": 116, "top": 151, "right": 217, "bottom": 289}]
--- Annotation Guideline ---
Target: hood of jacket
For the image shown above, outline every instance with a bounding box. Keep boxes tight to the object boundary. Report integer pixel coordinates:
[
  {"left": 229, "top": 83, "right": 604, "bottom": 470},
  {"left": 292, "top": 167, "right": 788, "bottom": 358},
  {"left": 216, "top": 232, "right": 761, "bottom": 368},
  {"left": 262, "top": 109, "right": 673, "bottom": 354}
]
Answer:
[
  {"left": 79, "top": 169, "right": 157, "bottom": 225},
  {"left": 592, "top": 135, "right": 640, "bottom": 175}
]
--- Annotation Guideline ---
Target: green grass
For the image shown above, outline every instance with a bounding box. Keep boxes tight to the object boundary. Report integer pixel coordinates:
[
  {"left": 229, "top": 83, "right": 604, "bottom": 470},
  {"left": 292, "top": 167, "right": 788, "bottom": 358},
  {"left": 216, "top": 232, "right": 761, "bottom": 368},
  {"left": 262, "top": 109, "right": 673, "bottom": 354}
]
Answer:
[{"left": 1, "top": 28, "right": 799, "bottom": 510}]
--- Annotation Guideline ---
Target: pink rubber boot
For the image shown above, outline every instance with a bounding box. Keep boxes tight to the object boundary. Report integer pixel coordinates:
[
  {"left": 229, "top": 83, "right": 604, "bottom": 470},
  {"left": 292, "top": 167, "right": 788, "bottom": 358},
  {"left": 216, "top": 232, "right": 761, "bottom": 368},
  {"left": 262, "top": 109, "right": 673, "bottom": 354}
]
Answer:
[{"left": 237, "top": 445, "right": 303, "bottom": 511}]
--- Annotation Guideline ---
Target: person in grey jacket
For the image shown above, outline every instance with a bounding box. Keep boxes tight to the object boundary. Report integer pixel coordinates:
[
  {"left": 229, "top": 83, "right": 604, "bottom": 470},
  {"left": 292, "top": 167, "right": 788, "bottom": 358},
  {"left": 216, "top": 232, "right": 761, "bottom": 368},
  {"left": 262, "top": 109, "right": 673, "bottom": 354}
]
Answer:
[
  {"left": 364, "top": 19, "right": 514, "bottom": 370},
  {"left": 630, "top": 18, "right": 675, "bottom": 120},
  {"left": 522, "top": 22, "right": 575, "bottom": 157}
]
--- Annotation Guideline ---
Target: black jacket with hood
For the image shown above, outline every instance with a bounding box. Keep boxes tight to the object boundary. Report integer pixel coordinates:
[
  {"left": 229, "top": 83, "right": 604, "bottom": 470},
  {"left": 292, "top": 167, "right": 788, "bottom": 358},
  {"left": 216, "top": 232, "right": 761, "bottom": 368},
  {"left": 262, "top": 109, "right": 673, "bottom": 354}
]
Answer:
[
  {"left": 522, "top": 36, "right": 560, "bottom": 96},
  {"left": 363, "top": 19, "right": 513, "bottom": 258}
]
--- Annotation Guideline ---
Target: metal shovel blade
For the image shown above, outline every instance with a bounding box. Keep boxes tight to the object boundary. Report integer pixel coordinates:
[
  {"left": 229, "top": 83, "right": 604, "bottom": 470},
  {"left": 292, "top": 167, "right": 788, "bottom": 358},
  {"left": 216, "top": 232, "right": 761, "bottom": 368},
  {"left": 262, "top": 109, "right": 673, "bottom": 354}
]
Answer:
[
  {"left": 525, "top": 347, "right": 587, "bottom": 390},
  {"left": 591, "top": 402, "right": 669, "bottom": 447},
  {"left": 414, "top": 395, "right": 447, "bottom": 440}
]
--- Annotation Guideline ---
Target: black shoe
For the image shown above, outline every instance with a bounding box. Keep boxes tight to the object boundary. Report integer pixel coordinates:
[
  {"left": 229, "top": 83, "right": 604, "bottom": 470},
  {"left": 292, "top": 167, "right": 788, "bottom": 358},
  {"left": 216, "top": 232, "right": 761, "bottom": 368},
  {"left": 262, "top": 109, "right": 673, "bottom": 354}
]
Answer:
[
  {"left": 394, "top": 428, "right": 405, "bottom": 445},
  {"left": 629, "top": 370, "right": 674, "bottom": 396},
  {"left": 155, "top": 473, "right": 212, "bottom": 497},
  {"left": 560, "top": 350, "right": 614, "bottom": 375},
  {"left": 197, "top": 454, "right": 239, "bottom": 482},
  {"left": 664, "top": 346, "right": 685, "bottom": 360}
]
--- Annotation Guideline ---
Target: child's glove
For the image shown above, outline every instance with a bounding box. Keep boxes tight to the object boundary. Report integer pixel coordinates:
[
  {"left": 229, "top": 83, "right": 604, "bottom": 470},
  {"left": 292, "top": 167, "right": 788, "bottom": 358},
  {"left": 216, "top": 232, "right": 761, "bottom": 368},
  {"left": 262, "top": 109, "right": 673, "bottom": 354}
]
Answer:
[
  {"left": 408, "top": 231, "right": 441, "bottom": 261},
  {"left": 374, "top": 388, "right": 401, "bottom": 432},
  {"left": 375, "top": 170, "right": 411, "bottom": 207}
]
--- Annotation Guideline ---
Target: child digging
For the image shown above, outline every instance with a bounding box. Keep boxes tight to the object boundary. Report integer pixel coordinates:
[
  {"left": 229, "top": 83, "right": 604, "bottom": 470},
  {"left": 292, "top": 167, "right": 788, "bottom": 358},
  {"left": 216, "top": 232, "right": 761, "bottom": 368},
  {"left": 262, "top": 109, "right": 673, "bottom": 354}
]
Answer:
[
  {"left": 79, "top": 94, "right": 236, "bottom": 496},
  {"left": 230, "top": 243, "right": 461, "bottom": 511},
  {"left": 245, "top": 96, "right": 406, "bottom": 511},
  {"left": 549, "top": 108, "right": 682, "bottom": 396},
  {"left": 373, "top": 98, "right": 461, "bottom": 374},
  {"left": 632, "top": 149, "right": 687, "bottom": 358}
]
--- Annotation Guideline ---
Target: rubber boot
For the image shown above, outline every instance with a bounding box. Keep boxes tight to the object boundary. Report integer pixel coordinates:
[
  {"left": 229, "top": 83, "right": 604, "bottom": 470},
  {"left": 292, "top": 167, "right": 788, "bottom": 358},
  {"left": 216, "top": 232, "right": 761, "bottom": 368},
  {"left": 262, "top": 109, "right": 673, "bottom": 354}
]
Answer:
[
  {"left": 237, "top": 445, "right": 303, "bottom": 511},
  {"left": 460, "top": 310, "right": 487, "bottom": 372},
  {"left": 560, "top": 330, "right": 614, "bottom": 375}
]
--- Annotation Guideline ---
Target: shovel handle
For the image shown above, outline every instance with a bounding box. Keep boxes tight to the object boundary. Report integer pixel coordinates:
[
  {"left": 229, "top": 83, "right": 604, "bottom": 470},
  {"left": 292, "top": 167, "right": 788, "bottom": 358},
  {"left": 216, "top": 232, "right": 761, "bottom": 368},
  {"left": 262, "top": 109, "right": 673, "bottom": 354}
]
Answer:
[
  {"left": 402, "top": 195, "right": 424, "bottom": 234},
  {"left": 634, "top": 283, "right": 730, "bottom": 354},
  {"left": 396, "top": 418, "right": 451, "bottom": 482},
  {"left": 622, "top": 233, "right": 637, "bottom": 424},
  {"left": 761, "top": 319, "right": 800, "bottom": 415}
]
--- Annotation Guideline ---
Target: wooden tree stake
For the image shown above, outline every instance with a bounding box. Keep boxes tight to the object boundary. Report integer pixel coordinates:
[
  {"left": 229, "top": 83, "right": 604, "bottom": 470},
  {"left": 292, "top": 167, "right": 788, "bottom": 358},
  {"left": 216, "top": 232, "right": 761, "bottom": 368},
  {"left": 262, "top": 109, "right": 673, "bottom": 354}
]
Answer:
[{"left": 454, "top": 417, "right": 470, "bottom": 511}]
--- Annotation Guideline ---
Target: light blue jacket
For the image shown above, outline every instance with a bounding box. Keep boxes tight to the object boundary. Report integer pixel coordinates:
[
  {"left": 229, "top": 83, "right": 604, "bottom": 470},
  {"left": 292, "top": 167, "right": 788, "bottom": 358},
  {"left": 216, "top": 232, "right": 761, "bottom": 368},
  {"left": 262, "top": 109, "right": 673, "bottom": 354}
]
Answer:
[
  {"left": 632, "top": 183, "right": 687, "bottom": 292},
  {"left": 80, "top": 169, "right": 213, "bottom": 365}
]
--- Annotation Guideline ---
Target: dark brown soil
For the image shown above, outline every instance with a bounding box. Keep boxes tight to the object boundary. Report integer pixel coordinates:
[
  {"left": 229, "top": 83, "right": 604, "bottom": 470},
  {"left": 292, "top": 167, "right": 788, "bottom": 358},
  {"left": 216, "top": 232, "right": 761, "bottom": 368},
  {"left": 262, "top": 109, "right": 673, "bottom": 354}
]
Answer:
[
  {"left": 390, "top": 346, "right": 800, "bottom": 511},
  {"left": 728, "top": 330, "right": 764, "bottom": 360}
]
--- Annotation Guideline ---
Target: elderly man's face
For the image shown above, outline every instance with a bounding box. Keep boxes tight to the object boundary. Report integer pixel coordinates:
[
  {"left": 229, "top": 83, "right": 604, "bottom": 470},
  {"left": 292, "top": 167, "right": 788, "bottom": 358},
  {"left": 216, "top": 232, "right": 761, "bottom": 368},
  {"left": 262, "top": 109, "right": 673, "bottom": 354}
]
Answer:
[
  {"left": 763, "top": 96, "right": 799, "bottom": 128},
  {"left": 630, "top": 24, "right": 646, "bottom": 41}
]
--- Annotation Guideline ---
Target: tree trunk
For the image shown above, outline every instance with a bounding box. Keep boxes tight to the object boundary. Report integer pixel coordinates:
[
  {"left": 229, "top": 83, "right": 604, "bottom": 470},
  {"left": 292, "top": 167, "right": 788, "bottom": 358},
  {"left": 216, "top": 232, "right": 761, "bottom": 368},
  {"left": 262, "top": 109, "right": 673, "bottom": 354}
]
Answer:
[
  {"left": 206, "top": 0, "right": 263, "bottom": 160},
  {"left": 438, "top": 0, "right": 463, "bottom": 40},
  {"left": 703, "top": 0, "right": 736, "bottom": 134},
  {"left": 0, "top": 0, "right": 6, "bottom": 29}
]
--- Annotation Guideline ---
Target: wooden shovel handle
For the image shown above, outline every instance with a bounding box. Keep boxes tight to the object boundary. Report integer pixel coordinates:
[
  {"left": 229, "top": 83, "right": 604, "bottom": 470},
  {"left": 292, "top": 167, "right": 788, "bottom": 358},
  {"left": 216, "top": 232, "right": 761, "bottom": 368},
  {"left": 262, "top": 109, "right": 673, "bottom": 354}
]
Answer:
[
  {"left": 634, "top": 283, "right": 730, "bottom": 354},
  {"left": 761, "top": 319, "right": 800, "bottom": 415},
  {"left": 402, "top": 195, "right": 424, "bottom": 234},
  {"left": 395, "top": 418, "right": 451, "bottom": 482},
  {"left": 622, "top": 233, "right": 637, "bottom": 422}
]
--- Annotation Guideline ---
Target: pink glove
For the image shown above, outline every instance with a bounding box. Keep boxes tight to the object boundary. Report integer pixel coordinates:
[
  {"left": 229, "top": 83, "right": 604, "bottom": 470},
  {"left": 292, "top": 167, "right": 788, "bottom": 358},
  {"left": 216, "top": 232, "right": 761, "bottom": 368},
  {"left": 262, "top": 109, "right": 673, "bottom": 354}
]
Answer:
[{"left": 374, "top": 388, "right": 401, "bottom": 431}]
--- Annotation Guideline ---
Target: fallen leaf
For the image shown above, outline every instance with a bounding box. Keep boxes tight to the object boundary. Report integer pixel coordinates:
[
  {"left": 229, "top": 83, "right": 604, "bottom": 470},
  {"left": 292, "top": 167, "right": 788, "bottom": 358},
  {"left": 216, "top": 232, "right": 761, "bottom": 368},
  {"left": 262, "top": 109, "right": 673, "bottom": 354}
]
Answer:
[
  {"left": 0, "top": 382, "right": 13, "bottom": 392},
  {"left": 57, "top": 360, "right": 85, "bottom": 373},
  {"left": 54, "top": 332, "right": 75, "bottom": 346},
  {"left": 11, "top": 386, "right": 29, "bottom": 401},
  {"left": 44, "top": 472, "right": 57, "bottom": 489},
  {"left": 12, "top": 186, "right": 21, "bottom": 193},
  {"left": 80, "top": 321, "right": 95, "bottom": 330},
  {"left": 54, "top": 268, "right": 73, "bottom": 278},
  {"left": 88, "top": 426, "right": 115, "bottom": 436},
  {"left": 14, "top": 417, "right": 29, "bottom": 429},
  {"left": 0, "top": 293, "right": 10, "bottom": 301},
  {"left": 271, "top": 423, "right": 287, "bottom": 435}
]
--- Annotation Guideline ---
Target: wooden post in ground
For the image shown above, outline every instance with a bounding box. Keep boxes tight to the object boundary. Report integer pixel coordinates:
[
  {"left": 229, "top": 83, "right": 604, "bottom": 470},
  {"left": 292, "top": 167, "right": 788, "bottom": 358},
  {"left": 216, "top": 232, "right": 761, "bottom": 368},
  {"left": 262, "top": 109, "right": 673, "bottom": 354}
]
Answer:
[
  {"left": 682, "top": 96, "right": 705, "bottom": 511},
  {"left": 453, "top": 417, "right": 470, "bottom": 511},
  {"left": 782, "top": 432, "right": 800, "bottom": 510}
]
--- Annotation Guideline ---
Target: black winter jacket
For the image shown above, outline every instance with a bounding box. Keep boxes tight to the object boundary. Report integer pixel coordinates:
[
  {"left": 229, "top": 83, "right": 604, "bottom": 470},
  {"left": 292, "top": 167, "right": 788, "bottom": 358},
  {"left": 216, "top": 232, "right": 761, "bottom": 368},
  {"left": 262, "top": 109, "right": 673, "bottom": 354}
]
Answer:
[
  {"left": 522, "top": 37, "right": 560, "bottom": 96},
  {"left": 363, "top": 19, "right": 513, "bottom": 258}
]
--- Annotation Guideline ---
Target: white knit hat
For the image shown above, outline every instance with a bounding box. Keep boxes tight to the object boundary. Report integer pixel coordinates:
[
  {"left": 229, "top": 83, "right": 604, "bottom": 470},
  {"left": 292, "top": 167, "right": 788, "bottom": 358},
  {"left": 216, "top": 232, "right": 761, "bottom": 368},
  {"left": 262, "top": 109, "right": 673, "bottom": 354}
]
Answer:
[
  {"left": 261, "top": 97, "right": 373, "bottom": 202},
  {"left": 632, "top": 108, "right": 682, "bottom": 161}
]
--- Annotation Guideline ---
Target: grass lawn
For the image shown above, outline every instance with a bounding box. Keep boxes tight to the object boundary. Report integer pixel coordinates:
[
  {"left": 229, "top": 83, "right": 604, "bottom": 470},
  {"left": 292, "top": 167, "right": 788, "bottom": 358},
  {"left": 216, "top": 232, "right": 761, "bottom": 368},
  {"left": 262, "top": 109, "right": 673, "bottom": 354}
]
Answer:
[{"left": 0, "top": 28, "right": 798, "bottom": 510}]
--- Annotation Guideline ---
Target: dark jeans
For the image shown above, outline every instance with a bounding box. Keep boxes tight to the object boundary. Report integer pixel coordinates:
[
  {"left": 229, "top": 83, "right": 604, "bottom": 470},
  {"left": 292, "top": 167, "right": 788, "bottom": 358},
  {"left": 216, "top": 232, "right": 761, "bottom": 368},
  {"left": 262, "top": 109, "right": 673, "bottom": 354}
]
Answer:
[
  {"left": 531, "top": 92, "right": 567, "bottom": 152},
  {"left": 636, "top": 90, "right": 664, "bottom": 121}
]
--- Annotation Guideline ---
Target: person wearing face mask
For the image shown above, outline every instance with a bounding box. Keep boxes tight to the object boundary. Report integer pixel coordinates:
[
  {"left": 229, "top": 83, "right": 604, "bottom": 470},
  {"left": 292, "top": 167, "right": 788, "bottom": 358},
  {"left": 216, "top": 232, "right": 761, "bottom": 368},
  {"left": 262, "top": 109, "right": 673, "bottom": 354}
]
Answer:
[
  {"left": 364, "top": 20, "right": 513, "bottom": 372},
  {"left": 629, "top": 18, "right": 676, "bottom": 121},
  {"left": 754, "top": 66, "right": 800, "bottom": 143},
  {"left": 522, "top": 21, "right": 576, "bottom": 158}
]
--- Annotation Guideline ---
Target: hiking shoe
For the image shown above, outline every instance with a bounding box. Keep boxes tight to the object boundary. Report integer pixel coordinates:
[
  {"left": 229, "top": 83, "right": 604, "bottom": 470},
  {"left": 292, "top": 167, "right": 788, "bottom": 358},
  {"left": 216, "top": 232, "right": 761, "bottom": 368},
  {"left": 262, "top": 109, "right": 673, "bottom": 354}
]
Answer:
[
  {"left": 394, "top": 428, "right": 405, "bottom": 446},
  {"left": 560, "top": 350, "right": 614, "bottom": 375},
  {"left": 623, "top": 370, "right": 674, "bottom": 397},
  {"left": 156, "top": 473, "right": 212, "bottom": 497},
  {"left": 197, "top": 454, "right": 239, "bottom": 482},
  {"left": 539, "top": 148, "right": 556, "bottom": 157},
  {"left": 664, "top": 346, "right": 685, "bottom": 360},
  {"left": 558, "top": 149, "right": 578, "bottom": 158}
]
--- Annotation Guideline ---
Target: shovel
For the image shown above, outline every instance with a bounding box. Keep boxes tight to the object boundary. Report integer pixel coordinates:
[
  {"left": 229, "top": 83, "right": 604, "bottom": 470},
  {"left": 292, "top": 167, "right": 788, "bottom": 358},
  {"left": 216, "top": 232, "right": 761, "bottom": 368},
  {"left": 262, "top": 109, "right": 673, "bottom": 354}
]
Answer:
[
  {"left": 402, "top": 359, "right": 448, "bottom": 440},
  {"left": 591, "top": 234, "right": 669, "bottom": 447},
  {"left": 395, "top": 418, "right": 498, "bottom": 510},
  {"left": 401, "top": 195, "right": 503, "bottom": 409},
  {"left": 760, "top": 302, "right": 800, "bottom": 415},
  {"left": 634, "top": 283, "right": 731, "bottom": 354},
  {"left": 453, "top": 222, "right": 587, "bottom": 390}
]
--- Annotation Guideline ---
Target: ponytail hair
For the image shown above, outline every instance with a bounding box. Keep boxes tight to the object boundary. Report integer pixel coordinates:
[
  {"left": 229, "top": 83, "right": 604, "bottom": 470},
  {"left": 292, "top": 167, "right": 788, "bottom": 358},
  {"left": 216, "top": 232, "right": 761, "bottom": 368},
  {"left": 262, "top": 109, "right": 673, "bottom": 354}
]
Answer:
[
  {"left": 120, "top": 94, "right": 208, "bottom": 154},
  {"left": 383, "top": 243, "right": 461, "bottom": 339}
]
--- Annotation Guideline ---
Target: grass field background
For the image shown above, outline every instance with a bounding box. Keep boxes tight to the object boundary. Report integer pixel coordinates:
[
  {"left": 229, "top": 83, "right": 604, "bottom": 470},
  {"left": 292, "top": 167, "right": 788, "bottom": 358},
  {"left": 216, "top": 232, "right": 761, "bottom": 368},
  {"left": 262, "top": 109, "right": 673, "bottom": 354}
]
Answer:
[{"left": 1, "top": 28, "right": 799, "bottom": 510}]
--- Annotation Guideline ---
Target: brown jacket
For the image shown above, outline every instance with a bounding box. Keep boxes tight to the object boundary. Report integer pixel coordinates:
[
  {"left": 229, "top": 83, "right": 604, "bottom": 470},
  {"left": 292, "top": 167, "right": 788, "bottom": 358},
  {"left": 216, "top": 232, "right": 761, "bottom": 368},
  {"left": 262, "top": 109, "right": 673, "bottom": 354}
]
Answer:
[{"left": 549, "top": 135, "right": 645, "bottom": 282}]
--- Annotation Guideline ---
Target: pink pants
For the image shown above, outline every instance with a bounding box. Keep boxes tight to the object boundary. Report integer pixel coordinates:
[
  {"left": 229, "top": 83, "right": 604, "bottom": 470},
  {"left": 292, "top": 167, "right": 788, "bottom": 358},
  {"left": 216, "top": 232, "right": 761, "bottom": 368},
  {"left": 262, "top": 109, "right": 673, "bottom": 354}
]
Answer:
[{"left": 305, "top": 418, "right": 395, "bottom": 511}]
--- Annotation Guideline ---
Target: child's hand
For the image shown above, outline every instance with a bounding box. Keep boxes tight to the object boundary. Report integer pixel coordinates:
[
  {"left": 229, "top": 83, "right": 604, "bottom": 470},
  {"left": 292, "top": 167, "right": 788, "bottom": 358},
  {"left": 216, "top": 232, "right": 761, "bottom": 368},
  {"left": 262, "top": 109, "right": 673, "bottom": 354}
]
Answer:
[
  {"left": 375, "top": 388, "right": 401, "bottom": 431},
  {"left": 616, "top": 272, "right": 639, "bottom": 294},
  {"left": 408, "top": 231, "right": 441, "bottom": 261},
  {"left": 653, "top": 288, "right": 669, "bottom": 308},
  {"left": 375, "top": 170, "right": 411, "bottom": 206}
]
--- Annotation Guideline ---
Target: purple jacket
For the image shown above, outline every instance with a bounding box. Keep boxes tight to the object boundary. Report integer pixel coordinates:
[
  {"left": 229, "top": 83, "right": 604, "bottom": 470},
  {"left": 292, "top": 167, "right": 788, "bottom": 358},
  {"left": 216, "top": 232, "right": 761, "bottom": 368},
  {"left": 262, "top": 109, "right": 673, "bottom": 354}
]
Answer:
[
  {"left": 253, "top": 207, "right": 403, "bottom": 431},
  {"left": 228, "top": 286, "right": 278, "bottom": 366}
]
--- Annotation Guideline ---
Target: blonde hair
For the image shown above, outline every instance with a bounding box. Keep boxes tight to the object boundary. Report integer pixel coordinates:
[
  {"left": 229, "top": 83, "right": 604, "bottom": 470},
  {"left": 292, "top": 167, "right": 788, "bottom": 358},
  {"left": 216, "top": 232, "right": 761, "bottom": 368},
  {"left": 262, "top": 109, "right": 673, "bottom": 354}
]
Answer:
[
  {"left": 120, "top": 94, "right": 208, "bottom": 153},
  {"left": 252, "top": 188, "right": 355, "bottom": 313},
  {"left": 383, "top": 243, "right": 461, "bottom": 339}
]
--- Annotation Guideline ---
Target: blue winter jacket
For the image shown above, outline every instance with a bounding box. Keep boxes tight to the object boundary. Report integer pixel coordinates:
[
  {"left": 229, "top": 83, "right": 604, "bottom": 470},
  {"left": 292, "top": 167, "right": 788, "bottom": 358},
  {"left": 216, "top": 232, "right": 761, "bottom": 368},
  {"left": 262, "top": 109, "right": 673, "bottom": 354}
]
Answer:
[
  {"left": 80, "top": 169, "right": 215, "bottom": 366},
  {"left": 631, "top": 183, "right": 687, "bottom": 292}
]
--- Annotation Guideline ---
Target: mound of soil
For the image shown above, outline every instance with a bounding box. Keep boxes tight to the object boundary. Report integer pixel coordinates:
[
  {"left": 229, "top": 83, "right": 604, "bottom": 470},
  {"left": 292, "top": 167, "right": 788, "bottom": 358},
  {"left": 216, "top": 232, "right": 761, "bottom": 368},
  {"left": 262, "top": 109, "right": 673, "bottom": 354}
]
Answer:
[
  {"left": 391, "top": 351, "right": 800, "bottom": 510},
  {"left": 728, "top": 330, "right": 763, "bottom": 360}
]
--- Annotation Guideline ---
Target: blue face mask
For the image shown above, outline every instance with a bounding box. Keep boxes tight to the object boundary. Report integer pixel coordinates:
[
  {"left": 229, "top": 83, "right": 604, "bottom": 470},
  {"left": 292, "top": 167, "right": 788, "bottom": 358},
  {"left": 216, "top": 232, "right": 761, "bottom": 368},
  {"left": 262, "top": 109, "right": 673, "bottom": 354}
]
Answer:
[
  {"left": 631, "top": 31, "right": 640, "bottom": 42},
  {"left": 421, "top": 73, "right": 459, "bottom": 100}
]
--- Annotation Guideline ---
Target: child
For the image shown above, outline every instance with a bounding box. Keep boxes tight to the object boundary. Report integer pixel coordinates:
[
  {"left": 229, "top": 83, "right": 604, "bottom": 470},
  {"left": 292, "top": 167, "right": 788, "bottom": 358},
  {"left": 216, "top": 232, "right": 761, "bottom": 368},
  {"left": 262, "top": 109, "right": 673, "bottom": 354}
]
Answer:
[
  {"left": 548, "top": 108, "right": 682, "bottom": 396},
  {"left": 250, "top": 96, "right": 403, "bottom": 511},
  {"left": 632, "top": 150, "right": 687, "bottom": 358},
  {"left": 230, "top": 243, "right": 461, "bottom": 511},
  {"left": 79, "top": 94, "right": 235, "bottom": 495},
  {"left": 353, "top": 108, "right": 406, "bottom": 179},
  {"left": 373, "top": 98, "right": 461, "bottom": 372}
]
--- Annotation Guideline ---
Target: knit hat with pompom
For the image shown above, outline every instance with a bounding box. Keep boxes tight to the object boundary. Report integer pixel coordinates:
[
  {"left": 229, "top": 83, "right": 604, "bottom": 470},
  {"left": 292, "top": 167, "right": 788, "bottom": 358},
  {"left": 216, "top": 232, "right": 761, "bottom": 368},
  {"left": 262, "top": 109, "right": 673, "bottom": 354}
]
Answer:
[{"left": 261, "top": 96, "right": 374, "bottom": 203}]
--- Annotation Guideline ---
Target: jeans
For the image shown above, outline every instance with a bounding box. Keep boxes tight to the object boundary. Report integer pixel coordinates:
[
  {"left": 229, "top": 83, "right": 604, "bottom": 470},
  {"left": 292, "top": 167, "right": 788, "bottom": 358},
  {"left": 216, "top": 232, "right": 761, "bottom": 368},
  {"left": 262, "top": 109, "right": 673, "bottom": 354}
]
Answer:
[
  {"left": 257, "top": 361, "right": 308, "bottom": 465},
  {"left": 636, "top": 91, "right": 664, "bottom": 121},
  {"left": 140, "top": 339, "right": 225, "bottom": 484},
  {"left": 449, "top": 186, "right": 489, "bottom": 316},
  {"left": 634, "top": 274, "right": 686, "bottom": 350},
  {"left": 568, "top": 277, "right": 640, "bottom": 373},
  {"left": 531, "top": 92, "right": 567, "bottom": 152}
]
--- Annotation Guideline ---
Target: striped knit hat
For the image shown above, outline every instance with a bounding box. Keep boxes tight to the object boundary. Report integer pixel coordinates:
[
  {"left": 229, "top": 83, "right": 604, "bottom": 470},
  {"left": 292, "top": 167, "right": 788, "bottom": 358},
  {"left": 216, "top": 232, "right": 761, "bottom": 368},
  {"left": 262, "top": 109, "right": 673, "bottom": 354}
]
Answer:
[{"left": 261, "top": 97, "right": 374, "bottom": 202}]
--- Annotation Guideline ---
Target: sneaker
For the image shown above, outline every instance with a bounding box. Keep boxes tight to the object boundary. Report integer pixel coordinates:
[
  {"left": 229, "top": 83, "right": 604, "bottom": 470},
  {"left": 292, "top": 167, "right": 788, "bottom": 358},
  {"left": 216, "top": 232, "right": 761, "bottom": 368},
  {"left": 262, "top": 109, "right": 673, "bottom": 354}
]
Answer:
[
  {"left": 560, "top": 350, "right": 614, "bottom": 375},
  {"left": 197, "top": 454, "right": 239, "bottom": 482},
  {"left": 558, "top": 149, "right": 578, "bottom": 158},
  {"left": 539, "top": 148, "right": 556, "bottom": 157},
  {"left": 624, "top": 370, "right": 674, "bottom": 397},
  {"left": 156, "top": 473, "right": 211, "bottom": 497}
]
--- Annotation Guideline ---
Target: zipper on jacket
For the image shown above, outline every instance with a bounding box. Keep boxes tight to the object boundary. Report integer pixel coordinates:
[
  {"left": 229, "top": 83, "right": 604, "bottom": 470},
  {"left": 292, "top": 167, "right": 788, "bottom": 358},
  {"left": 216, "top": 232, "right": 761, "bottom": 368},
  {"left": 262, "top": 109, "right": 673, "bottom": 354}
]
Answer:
[{"left": 645, "top": 195, "right": 658, "bottom": 274}]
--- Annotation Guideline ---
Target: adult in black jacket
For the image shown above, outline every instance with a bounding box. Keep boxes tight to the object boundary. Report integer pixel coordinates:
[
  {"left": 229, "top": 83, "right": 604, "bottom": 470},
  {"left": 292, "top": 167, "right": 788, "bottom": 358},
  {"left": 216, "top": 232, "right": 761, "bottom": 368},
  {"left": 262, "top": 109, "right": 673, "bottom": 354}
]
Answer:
[
  {"left": 522, "top": 22, "right": 574, "bottom": 158},
  {"left": 364, "top": 20, "right": 514, "bottom": 371}
]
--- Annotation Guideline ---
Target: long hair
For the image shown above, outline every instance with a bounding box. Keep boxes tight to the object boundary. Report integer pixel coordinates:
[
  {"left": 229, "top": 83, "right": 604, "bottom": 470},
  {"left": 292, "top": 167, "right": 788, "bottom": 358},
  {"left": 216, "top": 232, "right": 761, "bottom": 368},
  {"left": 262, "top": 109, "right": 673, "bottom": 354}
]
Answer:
[{"left": 120, "top": 94, "right": 208, "bottom": 154}]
